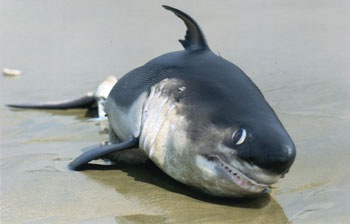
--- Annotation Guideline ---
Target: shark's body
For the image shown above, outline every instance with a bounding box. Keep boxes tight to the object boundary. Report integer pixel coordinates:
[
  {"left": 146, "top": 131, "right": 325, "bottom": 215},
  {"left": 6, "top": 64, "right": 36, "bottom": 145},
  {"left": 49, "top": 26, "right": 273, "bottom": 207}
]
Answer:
[{"left": 68, "top": 6, "right": 296, "bottom": 197}]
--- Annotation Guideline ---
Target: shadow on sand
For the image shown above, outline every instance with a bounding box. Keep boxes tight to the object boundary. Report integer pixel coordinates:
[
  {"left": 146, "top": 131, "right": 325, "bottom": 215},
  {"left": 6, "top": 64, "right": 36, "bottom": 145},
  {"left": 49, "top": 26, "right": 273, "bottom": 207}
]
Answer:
[
  {"left": 81, "top": 161, "right": 290, "bottom": 223},
  {"left": 79, "top": 161, "right": 279, "bottom": 208}
]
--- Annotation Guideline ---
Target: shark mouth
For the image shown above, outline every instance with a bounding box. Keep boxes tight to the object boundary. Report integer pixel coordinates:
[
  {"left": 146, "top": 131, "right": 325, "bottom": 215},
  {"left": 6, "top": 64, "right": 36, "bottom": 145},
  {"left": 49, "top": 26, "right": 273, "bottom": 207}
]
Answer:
[{"left": 206, "top": 156, "right": 269, "bottom": 193}]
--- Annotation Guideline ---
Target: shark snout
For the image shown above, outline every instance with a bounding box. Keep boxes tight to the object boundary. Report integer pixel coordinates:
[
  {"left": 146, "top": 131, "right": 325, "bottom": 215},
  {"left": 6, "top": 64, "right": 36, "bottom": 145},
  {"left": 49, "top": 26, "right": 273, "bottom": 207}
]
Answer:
[
  {"left": 268, "top": 143, "right": 296, "bottom": 174},
  {"left": 237, "top": 140, "right": 296, "bottom": 175}
]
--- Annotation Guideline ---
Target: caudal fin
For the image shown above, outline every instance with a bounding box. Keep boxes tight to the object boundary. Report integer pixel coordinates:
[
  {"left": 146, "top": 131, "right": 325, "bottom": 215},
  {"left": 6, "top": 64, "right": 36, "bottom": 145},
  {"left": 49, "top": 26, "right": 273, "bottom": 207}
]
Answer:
[
  {"left": 163, "top": 5, "right": 209, "bottom": 51},
  {"left": 7, "top": 94, "right": 96, "bottom": 110}
]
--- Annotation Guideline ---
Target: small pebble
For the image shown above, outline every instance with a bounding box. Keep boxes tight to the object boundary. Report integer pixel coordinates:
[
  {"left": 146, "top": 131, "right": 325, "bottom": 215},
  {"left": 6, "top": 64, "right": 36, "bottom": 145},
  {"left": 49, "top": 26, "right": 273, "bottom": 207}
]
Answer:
[{"left": 3, "top": 68, "right": 22, "bottom": 76}]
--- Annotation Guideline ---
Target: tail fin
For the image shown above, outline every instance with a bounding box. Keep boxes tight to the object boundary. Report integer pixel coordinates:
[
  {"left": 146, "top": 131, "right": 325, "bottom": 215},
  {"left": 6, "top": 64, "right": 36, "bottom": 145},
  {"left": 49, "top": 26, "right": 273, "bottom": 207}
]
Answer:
[
  {"left": 163, "top": 5, "right": 209, "bottom": 51},
  {"left": 7, "top": 94, "right": 95, "bottom": 110}
]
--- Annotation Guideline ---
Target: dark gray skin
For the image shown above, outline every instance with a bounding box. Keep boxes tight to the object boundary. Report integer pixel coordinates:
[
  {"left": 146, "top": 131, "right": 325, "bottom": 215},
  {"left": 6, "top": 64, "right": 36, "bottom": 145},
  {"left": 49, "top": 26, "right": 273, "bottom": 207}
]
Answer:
[
  {"left": 69, "top": 5, "right": 296, "bottom": 197},
  {"left": 112, "top": 50, "right": 295, "bottom": 173}
]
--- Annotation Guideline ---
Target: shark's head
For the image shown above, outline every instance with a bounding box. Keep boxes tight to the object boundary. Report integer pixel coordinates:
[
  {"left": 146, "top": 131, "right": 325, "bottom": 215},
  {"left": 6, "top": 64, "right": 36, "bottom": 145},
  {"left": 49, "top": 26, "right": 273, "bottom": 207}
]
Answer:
[
  {"left": 145, "top": 77, "right": 296, "bottom": 198},
  {"left": 188, "top": 118, "right": 296, "bottom": 197}
]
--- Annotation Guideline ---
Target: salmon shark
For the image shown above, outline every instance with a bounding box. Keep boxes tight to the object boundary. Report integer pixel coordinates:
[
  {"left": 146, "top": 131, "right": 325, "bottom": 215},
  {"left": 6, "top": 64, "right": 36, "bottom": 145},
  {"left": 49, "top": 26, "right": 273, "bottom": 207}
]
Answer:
[{"left": 34, "top": 5, "right": 295, "bottom": 197}]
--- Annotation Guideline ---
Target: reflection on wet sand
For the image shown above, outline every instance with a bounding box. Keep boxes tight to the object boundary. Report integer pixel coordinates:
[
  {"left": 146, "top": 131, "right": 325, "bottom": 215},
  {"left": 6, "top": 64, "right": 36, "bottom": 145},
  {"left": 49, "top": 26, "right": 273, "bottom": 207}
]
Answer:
[
  {"left": 84, "top": 162, "right": 289, "bottom": 223},
  {"left": 8, "top": 108, "right": 93, "bottom": 121}
]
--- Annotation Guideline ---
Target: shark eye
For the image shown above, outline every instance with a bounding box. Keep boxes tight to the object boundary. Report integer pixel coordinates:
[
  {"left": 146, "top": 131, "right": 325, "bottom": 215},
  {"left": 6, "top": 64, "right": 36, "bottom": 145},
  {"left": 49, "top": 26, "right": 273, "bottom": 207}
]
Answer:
[{"left": 232, "top": 128, "right": 247, "bottom": 145}]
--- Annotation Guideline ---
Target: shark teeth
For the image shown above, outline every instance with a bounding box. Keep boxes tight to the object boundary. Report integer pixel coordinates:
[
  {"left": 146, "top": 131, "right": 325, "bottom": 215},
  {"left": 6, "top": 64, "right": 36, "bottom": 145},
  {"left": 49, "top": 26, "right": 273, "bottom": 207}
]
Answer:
[{"left": 207, "top": 156, "right": 268, "bottom": 193}]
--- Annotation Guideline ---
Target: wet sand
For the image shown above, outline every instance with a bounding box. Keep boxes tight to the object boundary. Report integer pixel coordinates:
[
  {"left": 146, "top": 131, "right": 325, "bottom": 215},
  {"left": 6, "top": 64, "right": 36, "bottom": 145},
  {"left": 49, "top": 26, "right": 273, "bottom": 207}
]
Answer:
[{"left": 1, "top": 0, "right": 349, "bottom": 223}]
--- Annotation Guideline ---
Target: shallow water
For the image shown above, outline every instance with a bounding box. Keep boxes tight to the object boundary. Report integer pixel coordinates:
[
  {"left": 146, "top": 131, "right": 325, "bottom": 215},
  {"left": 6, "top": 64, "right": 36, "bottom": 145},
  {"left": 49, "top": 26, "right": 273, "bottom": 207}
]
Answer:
[{"left": 1, "top": 0, "right": 349, "bottom": 223}]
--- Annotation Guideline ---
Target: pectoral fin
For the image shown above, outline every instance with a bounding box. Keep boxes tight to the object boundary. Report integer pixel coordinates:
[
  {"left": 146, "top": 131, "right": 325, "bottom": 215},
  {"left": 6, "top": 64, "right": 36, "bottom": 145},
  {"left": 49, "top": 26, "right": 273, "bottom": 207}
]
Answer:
[{"left": 68, "top": 138, "right": 139, "bottom": 170}]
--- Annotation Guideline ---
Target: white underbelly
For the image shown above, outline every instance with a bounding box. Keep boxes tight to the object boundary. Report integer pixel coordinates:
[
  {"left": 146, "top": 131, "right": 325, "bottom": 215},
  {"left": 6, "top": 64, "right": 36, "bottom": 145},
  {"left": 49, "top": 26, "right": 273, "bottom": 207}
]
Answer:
[
  {"left": 105, "top": 78, "right": 188, "bottom": 168},
  {"left": 139, "top": 79, "right": 187, "bottom": 167}
]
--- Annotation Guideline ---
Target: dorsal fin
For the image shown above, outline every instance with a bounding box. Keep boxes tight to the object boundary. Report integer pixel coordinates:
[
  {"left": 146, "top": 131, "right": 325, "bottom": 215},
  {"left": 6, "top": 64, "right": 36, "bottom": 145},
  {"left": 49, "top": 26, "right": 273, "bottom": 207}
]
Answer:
[{"left": 163, "top": 5, "right": 209, "bottom": 51}]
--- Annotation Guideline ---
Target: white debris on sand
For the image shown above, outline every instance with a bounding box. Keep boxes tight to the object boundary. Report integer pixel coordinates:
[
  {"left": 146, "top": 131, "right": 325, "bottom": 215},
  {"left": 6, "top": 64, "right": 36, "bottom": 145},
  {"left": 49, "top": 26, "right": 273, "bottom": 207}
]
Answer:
[{"left": 3, "top": 68, "right": 22, "bottom": 76}]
